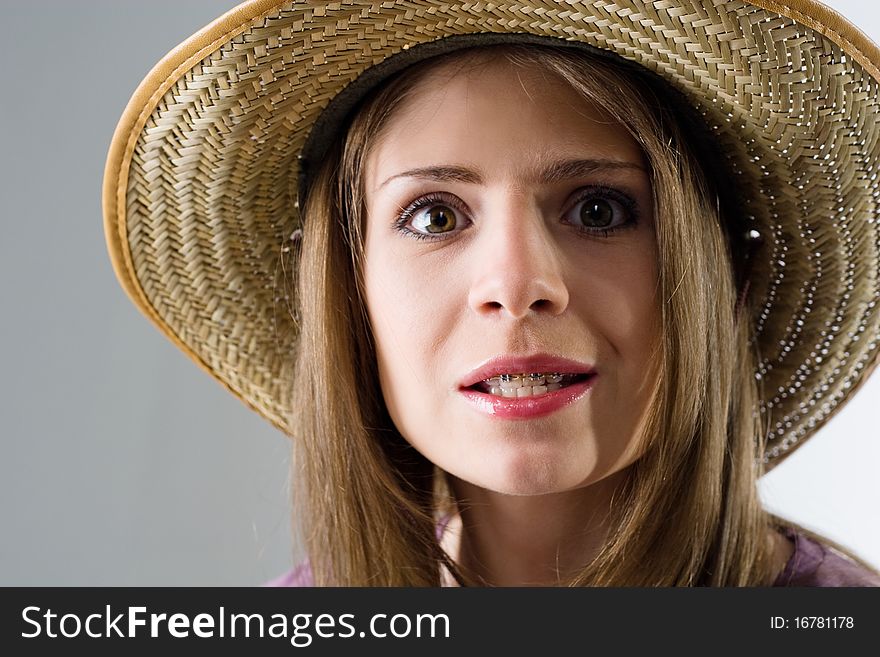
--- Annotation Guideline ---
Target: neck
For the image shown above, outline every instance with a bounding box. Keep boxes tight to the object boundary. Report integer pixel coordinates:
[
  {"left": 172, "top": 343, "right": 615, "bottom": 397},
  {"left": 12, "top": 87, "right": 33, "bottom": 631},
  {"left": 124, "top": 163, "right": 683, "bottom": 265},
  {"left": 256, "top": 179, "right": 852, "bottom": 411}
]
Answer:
[{"left": 442, "top": 471, "right": 627, "bottom": 586}]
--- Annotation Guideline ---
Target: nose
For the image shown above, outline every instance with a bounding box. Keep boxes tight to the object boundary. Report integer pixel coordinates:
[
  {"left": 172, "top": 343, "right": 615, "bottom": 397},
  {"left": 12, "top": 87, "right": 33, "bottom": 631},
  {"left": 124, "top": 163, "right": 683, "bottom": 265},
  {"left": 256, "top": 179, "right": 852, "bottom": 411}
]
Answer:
[{"left": 467, "top": 197, "right": 570, "bottom": 320}]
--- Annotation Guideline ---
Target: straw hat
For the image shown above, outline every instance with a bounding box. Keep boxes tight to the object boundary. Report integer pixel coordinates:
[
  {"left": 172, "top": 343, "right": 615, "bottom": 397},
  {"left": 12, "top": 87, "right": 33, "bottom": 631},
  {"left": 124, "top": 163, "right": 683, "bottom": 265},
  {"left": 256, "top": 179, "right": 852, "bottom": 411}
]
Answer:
[{"left": 104, "top": 0, "right": 880, "bottom": 468}]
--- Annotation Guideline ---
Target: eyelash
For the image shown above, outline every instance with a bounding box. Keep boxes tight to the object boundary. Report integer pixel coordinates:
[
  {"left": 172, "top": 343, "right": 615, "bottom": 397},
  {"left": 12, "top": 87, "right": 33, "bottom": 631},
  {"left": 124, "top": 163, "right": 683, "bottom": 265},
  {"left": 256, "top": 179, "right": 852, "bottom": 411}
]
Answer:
[
  {"left": 567, "top": 186, "right": 641, "bottom": 238},
  {"left": 393, "top": 193, "right": 468, "bottom": 242},
  {"left": 392, "top": 186, "right": 640, "bottom": 242}
]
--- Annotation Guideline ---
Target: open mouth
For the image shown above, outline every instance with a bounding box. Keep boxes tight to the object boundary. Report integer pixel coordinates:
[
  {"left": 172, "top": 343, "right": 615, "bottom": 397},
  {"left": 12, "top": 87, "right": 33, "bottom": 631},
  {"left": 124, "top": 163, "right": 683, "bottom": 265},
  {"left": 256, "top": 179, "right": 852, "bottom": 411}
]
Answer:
[{"left": 467, "top": 373, "right": 594, "bottom": 398}]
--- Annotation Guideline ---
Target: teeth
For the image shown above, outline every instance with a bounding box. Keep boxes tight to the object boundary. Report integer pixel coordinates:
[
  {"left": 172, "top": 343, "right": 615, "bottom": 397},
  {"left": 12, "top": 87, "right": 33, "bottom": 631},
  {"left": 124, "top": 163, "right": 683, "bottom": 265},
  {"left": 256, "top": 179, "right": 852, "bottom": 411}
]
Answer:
[
  {"left": 517, "top": 384, "right": 560, "bottom": 398},
  {"left": 489, "top": 383, "right": 562, "bottom": 398},
  {"left": 476, "top": 372, "right": 586, "bottom": 397},
  {"left": 487, "top": 372, "right": 563, "bottom": 387}
]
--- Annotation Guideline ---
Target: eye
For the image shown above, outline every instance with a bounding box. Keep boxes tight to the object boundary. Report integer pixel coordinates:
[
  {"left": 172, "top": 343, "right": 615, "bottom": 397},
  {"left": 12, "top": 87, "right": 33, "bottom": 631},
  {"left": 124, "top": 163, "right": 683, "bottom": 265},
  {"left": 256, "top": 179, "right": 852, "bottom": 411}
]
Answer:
[
  {"left": 579, "top": 198, "right": 617, "bottom": 228},
  {"left": 412, "top": 204, "right": 459, "bottom": 235},
  {"left": 563, "top": 186, "right": 639, "bottom": 235},
  {"left": 394, "top": 193, "right": 469, "bottom": 241}
]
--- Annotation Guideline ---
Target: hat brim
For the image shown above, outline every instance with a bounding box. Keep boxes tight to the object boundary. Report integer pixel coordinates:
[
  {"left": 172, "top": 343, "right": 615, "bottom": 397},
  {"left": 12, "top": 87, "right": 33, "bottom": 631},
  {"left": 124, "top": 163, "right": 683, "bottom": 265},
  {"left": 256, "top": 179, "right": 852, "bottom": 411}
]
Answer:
[{"left": 104, "top": 0, "right": 880, "bottom": 467}]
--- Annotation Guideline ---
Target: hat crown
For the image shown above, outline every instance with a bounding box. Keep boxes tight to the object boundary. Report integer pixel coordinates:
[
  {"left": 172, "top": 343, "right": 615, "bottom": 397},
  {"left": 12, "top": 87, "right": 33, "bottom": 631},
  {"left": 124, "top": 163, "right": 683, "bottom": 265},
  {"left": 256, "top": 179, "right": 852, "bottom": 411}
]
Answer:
[{"left": 104, "top": 0, "right": 880, "bottom": 466}]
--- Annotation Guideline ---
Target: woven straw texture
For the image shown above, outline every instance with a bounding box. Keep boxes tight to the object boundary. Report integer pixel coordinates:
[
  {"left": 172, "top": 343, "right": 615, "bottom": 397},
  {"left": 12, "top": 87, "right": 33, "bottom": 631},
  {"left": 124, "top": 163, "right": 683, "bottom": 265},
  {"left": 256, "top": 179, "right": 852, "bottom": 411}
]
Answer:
[{"left": 107, "top": 0, "right": 880, "bottom": 467}]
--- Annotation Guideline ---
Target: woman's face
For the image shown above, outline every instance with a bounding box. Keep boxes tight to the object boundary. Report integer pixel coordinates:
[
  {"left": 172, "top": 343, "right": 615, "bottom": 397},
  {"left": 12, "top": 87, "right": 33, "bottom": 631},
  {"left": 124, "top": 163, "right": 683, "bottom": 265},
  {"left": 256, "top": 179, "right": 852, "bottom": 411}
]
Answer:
[{"left": 362, "top": 56, "right": 661, "bottom": 496}]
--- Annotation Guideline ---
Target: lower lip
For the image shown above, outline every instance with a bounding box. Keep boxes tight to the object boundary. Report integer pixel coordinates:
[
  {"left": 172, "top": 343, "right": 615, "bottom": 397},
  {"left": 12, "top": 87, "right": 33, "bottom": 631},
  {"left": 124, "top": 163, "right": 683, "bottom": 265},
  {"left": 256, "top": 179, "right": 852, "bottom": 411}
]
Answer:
[{"left": 458, "top": 375, "right": 597, "bottom": 420}]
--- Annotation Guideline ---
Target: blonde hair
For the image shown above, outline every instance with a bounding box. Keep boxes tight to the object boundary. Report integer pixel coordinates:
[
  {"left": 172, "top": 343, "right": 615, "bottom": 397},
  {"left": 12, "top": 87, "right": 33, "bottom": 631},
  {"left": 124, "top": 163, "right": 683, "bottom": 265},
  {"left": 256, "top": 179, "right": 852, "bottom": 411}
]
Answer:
[{"left": 290, "top": 44, "right": 781, "bottom": 586}]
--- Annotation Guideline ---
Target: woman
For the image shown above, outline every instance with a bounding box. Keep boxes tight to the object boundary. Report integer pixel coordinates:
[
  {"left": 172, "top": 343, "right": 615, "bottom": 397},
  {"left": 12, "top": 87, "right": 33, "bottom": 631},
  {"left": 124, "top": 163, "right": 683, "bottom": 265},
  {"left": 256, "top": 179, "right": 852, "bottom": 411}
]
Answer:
[{"left": 104, "top": 0, "right": 880, "bottom": 586}]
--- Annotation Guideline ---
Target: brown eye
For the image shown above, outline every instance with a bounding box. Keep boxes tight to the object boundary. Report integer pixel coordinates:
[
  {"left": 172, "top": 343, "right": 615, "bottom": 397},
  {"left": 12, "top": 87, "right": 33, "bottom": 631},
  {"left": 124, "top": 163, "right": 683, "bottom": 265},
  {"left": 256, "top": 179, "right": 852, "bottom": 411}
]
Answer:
[
  {"left": 563, "top": 188, "right": 636, "bottom": 236},
  {"left": 414, "top": 204, "right": 458, "bottom": 234},
  {"left": 579, "top": 199, "right": 615, "bottom": 228}
]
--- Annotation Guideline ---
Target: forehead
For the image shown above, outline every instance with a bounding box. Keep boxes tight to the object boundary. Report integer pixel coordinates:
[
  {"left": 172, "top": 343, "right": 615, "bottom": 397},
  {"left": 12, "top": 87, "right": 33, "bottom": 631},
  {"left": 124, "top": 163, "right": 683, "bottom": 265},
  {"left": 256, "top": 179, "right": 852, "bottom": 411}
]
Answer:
[{"left": 366, "top": 54, "right": 646, "bottom": 183}]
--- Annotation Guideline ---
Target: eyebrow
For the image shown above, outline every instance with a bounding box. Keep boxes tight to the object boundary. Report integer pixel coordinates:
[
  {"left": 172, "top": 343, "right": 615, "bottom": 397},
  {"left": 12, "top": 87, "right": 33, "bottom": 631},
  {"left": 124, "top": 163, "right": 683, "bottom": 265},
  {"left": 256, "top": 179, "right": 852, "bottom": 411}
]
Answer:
[{"left": 377, "top": 158, "right": 647, "bottom": 189}]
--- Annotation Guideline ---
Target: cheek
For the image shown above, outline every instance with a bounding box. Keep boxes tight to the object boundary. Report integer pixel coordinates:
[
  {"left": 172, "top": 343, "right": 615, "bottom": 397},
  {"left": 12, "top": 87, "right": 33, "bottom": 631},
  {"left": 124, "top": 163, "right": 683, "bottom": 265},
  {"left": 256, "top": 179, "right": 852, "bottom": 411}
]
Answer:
[
  {"left": 615, "top": 270, "right": 659, "bottom": 350},
  {"left": 363, "top": 242, "right": 457, "bottom": 393},
  {"left": 576, "top": 249, "right": 659, "bottom": 350},
  {"left": 575, "top": 249, "right": 660, "bottom": 456}
]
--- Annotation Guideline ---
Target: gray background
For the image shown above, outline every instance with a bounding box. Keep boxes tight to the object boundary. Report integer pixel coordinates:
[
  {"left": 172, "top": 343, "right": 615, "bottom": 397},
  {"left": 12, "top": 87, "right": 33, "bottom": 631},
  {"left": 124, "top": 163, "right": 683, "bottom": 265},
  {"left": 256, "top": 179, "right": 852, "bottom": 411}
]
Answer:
[{"left": 1, "top": 1, "right": 877, "bottom": 585}]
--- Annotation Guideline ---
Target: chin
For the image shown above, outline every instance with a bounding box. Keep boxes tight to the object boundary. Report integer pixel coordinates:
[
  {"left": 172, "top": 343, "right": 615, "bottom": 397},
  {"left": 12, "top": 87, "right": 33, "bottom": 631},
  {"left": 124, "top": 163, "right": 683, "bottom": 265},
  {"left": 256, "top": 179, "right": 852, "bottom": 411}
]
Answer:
[
  {"left": 485, "top": 481, "right": 573, "bottom": 497},
  {"left": 464, "top": 452, "right": 598, "bottom": 497},
  {"left": 468, "top": 474, "right": 588, "bottom": 497}
]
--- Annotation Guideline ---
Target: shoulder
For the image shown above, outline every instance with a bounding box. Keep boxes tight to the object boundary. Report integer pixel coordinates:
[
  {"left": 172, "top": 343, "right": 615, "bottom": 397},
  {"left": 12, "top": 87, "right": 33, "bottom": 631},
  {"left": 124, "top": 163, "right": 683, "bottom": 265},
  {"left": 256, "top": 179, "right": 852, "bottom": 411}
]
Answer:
[
  {"left": 263, "top": 560, "right": 314, "bottom": 587},
  {"left": 264, "top": 515, "right": 449, "bottom": 588},
  {"left": 773, "top": 528, "right": 880, "bottom": 587}
]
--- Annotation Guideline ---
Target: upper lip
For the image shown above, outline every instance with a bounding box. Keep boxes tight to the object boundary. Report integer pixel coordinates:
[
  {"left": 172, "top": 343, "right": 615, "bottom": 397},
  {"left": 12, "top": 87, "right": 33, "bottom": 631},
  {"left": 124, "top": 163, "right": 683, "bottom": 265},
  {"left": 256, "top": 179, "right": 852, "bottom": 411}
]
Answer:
[{"left": 458, "top": 353, "right": 597, "bottom": 389}]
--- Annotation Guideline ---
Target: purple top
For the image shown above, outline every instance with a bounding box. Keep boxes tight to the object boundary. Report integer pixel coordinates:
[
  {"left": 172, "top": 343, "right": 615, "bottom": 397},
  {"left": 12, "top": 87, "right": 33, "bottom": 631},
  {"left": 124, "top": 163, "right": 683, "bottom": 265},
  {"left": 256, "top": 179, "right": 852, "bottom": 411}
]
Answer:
[
  {"left": 265, "top": 527, "right": 880, "bottom": 587},
  {"left": 771, "top": 527, "right": 880, "bottom": 587},
  {"left": 266, "top": 561, "right": 314, "bottom": 587}
]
